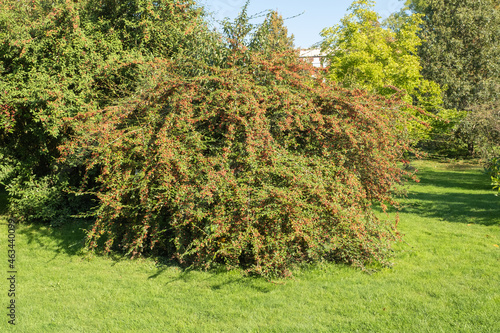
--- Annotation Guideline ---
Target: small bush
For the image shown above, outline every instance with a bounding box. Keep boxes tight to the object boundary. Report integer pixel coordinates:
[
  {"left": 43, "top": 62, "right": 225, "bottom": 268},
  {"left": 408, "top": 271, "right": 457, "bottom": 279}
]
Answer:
[
  {"left": 418, "top": 108, "right": 469, "bottom": 158},
  {"left": 487, "top": 157, "right": 500, "bottom": 194}
]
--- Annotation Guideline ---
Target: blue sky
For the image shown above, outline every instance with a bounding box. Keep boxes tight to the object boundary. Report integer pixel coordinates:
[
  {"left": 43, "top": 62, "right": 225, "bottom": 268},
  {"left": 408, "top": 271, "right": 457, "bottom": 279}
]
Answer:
[{"left": 199, "top": 0, "right": 404, "bottom": 48}]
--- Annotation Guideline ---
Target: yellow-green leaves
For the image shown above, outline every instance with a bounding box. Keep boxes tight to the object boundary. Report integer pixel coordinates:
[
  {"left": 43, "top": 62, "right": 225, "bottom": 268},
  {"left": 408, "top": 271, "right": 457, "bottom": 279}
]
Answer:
[
  {"left": 319, "top": 0, "right": 444, "bottom": 142},
  {"left": 320, "top": 0, "right": 439, "bottom": 103}
]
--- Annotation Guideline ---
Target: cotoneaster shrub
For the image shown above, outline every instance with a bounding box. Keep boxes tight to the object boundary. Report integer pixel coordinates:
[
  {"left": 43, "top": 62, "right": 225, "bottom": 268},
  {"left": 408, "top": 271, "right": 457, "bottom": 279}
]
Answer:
[{"left": 60, "top": 40, "right": 417, "bottom": 278}]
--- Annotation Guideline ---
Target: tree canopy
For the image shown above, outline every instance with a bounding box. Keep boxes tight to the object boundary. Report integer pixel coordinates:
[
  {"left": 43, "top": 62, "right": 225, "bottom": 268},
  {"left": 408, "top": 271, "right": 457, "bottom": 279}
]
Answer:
[
  {"left": 319, "top": 0, "right": 442, "bottom": 107},
  {"left": 404, "top": 0, "right": 500, "bottom": 111},
  {"left": 401, "top": 0, "right": 500, "bottom": 158},
  {"left": 319, "top": 0, "right": 443, "bottom": 143}
]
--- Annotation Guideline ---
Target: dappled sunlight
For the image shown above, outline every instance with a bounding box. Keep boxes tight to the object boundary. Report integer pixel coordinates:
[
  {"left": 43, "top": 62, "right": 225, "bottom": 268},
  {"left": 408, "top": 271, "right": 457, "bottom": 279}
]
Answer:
[{"left": 400, "top": 161, "right": 499, "bottom": 226}]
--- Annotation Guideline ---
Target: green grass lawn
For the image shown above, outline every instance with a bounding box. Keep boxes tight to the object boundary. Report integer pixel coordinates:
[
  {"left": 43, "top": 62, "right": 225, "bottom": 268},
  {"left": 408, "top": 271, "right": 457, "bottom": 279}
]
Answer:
[{"left": 1, "top": 160, "right": 499, "bottom": 332}]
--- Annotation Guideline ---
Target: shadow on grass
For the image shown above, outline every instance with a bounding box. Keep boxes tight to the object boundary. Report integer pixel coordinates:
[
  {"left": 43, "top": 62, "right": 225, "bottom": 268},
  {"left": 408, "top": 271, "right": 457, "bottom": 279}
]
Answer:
[
  {"left": 149, "top": 257, "right": 277, "bottom": 291},
  {"left": 400, "top": 165, "right": 500, "bottom": 226},
  {"left": 402, "top": 192, "right": 499, "bottom": 226},
  {"left": 1, "top": 186, "right": 90, "bottom": 257},
  {"left": 161, "top": 267, "right": 275, "bottom": 293},
  {"left": 17, "top": 220, "right": 91, "bottom": 257},
  {"left": 415, "top": 166, "right": 492, "bottom": 191},
  {"left": 14, "top": 220, "right": 256, "bottom": 286},
  {"left": 206, "top": 274, "right": 275, "bottom": 293}
]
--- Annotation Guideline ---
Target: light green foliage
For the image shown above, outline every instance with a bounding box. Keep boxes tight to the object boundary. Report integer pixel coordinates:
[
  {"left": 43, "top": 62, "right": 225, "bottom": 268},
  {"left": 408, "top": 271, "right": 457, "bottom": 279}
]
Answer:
[
  {"left": 319, "top": 0, "right": 443, "bottom": 142},
  {"left": 6, "top": 174, "right": 71, "bottom": 226},
  {"left": 320, "top": 0, "right": 441, "bottom": 106}
]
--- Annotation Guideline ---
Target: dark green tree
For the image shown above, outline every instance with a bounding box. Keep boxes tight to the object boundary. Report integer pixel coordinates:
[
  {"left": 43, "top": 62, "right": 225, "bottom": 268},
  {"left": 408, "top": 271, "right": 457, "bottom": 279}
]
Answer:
[
  {"left": 404, "top": 0, "right": 500, "bottom": 111},
  {"left": 400, "top": 0, "right": 500, "bottom": 157},
  {"left": 0, "top": 0, "right": 215, "bottom": 223},
  {"left": 220, "top": 1, "right": 295, "bottom": 53}
]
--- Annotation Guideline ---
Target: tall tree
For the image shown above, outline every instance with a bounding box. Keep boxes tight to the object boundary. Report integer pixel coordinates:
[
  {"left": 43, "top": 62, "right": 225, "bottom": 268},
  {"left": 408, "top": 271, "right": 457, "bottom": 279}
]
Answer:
[
  {"left": 402, "top": 0, "right": 500, "bottom": 156},
  {"left": 249, "top": 10, "right": 295, "bottom": 53},
  {"left": 221, "top": 1, "right": 295, "bottom": 53},
  {"left": 0, "top": 0, "right": 215, "bottom": 223},
  {"left": 319, "top": 0, "right": 443, "bottom": 142},
  {"left": 404, "top": 0, "right": 500, "bottom": 111}
]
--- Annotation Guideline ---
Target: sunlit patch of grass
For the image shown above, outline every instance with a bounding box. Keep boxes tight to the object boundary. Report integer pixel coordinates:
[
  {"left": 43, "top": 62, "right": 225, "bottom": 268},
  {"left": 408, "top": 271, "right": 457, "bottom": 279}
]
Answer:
[
  {"left": 0, "top": 160, "right": 499, "bottom": 332},
  {"left": 398, "top": 160, "right": 499, "bottom": 226}
]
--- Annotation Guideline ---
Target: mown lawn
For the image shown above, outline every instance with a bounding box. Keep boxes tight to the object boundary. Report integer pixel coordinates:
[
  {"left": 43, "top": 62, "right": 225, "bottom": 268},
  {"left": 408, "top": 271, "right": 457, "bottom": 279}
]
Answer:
[{"left": 1, "top": 160, "right": 499, "bottom": 332}]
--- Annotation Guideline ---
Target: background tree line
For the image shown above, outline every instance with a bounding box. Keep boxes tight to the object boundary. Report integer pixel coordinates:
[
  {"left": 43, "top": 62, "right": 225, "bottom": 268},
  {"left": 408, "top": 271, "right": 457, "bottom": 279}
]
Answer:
[{"left": 320, "top": 0, "right": 499, "bottom": 189}]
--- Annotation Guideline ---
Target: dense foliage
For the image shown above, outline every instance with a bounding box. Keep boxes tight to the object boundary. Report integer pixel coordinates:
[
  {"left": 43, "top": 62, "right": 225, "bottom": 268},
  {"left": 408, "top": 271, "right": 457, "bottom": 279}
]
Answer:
[
  {"left": 320, "top": 1, "right": 440, "bottom": 104},
  {"left": 0, "top": 0, "right": 214, "bottom": 223},
  {"left": 402, "top": 0, "right": 500, "bottom": 158},
  {"left": 405, "top": 0, "right": 500, "bottom": 110},
  {"left": 57, "top": 9, "right": 417, "bottom": 277},
  {"left": 319, "top": 0, "right": 444, "bottom": 143},
  {"left": 1, "top": 0, "right": 420, "bottom": 277}
]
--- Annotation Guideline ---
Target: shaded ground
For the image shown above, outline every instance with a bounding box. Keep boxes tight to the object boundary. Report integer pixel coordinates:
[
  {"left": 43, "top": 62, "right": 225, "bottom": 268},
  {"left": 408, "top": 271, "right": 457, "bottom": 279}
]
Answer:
[{"left": 400, "top": 161, "right": 499, "bottom": 226}]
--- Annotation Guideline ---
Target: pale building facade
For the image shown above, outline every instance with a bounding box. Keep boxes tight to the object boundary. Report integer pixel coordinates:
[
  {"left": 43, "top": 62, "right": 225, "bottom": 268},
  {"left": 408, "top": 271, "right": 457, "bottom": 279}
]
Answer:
[{"left": 299, "top": 48, "right": 327, "bottom": 68}]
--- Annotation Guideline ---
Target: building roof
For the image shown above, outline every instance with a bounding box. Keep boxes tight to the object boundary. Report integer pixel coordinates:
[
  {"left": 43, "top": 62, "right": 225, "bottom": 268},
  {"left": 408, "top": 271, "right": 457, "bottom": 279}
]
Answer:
[{"left": 299, "top": 48, "right": 326, "bottom": 58}]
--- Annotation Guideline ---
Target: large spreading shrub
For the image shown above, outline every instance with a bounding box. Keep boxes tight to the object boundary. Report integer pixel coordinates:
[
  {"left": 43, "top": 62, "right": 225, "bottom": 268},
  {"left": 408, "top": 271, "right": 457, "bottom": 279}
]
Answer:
[
  {"left": 60, "top": 37, "right": 417, "bottom": 277},
  {"left": 3, "top": 1, "right": 419, "bottom": 278}
]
